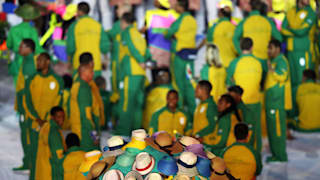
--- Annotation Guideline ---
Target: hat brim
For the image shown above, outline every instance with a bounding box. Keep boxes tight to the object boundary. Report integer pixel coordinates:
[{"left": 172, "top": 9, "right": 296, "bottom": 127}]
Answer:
[
  {"left": 103, "top": 149, "right": 124, "bottom": 158},
  {"left": 132, "top": 156, "right": 155, "bottom": 175},
  {"left": 125, "top": 171, "right": 144, "bottom": 180},
  {"left": 79, "top": 159, "right": 99, "bottom": 173},
  {"left": 103, "top": 169, "right": 125, "bottom": 180},
  {"left": 177, "top": 164, "right": 199, "bottom": 178},
  {"left": 145, "top": 137, "right": 170, "bottom": 154},
  {"left": 169, "top": 141, "right": 184, "bottom": 155},
  {"left": 101, "top": 156, "right": 116, "bottom": 167}
]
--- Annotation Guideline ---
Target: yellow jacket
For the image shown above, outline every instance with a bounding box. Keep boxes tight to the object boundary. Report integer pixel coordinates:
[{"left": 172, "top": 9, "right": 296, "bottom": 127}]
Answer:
[{"left": 63, "top": 146, "right": 86, "bottom": 180}]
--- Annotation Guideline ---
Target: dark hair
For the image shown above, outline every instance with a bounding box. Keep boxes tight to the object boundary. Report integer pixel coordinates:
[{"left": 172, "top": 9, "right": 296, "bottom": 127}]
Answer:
[
  {"left": 219, "top": 8, "right": 231, "bottom": 19},
  {"left": 78, "top": 2, "right": 90, "bottom": 14},
  {"left": 66, "top": 133, "right": 80, "bottom": 149},
  {"left": 178, "top": 0, "right": 189, "bottom": 11},
  {"left": 121, "top": 12, "right": 135, "bottom": 24},
  {"left": 303, "top": 69, "right": 316, "bottom": 81},
  {"left": 39, "top": 52, "right": 51, "bottom": 61},
  {"left": 250, "top": 0, "right": 262, "bottom": 11},
  {"left": 63, "top": 74, "right": 73, "bottom": 89},
  {"left": 50, "top": 106, "right": 64, "bottom": 116},
  {"left": 259, "top": 2, "right": 268, "bottom": 16},
  {"left": 79, "top": 52, "right": 93, "bottom": 65},
  {"left": 218, "top": 94, "right": 242, "bottom": 122},
  {"left": 94, "top": 76, "right": 106, "bottom": 89},
  {"left": 198, "top": 80, "right": 213, "bottom": 95},
  {"left": 228, "top": 85, "right": 244, "bottom": 96},
  {"left": 234, "top": 123, "right": 249, "bottom": 140},
  {"left": 167, "top": 89, "right": 179, "bottom": 98},
  {"left": 269, "top": 39, "right": 282, "bottom": 50},
  {"left": 22, "top": 38, "right": 36, "bottom": 53},
  {"left": 240, "top": 37, "right": 253, "bottom": 51}
]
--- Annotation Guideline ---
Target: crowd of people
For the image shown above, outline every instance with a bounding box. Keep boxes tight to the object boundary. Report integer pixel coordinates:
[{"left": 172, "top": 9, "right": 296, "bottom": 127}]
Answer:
[{"left": 1, "top": 0, "right": 320, "bottom": 179}]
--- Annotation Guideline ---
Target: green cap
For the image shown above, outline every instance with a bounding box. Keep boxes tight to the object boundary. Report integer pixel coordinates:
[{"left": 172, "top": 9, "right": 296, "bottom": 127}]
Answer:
[{"left": 15, "top": 4, "right": 40, "bottom": 20}]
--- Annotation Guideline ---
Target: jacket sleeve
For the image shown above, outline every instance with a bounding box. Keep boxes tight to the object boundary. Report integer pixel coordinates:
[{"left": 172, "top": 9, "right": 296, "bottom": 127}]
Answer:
[
  {"left": 196, "top": 104, "right": 217, "bottom": 137},
  {"left": 269, "top": 18, "right": 283, "bottom": 42},
  {"left": 281, "top": 15, "right": 294, "bottom": 37},
  {"left": 206, "top": 24, "right": 216, "bottom": 43},
  {"left": 66, "top": 22, "right": 76, "bottom": 56},
  {"left": 25, "top": 76, "right": 40, "bottom": 120},
  {"left": 232, "top": 20, "right": 244, "bottom": 54},
  {"left": 272, "top": 58, "right": 288, "bottom": 83},
  {"left": 164, "top": 17, "right": 181, "bottom": 39},
  {"left": 289, "top": 10, "right": 316, "bottom": 37},
  {"left": 126, "top": 29, "right": 146, "bottom": 63},
  {"left": 100, "top": 27, "right": 111, "bottom": 54},
  {"left": 211, "top": 116, "right": 231, "bottom": 149},
  {"left": 226, "top": 58, "right": 238, "bottom": 86},
  {"left": 6, "top": 28, "right": 14, "bottom": 51},
  {"left": 78, "top": 85, "right": 95, "bottom": 129},
  {"left": 149, "top": 111, "right": 160, "bottom": 136}
]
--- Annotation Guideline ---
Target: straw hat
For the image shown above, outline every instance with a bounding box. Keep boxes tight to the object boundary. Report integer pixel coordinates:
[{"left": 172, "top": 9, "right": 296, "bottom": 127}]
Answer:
[
  {"left": 210, "top": 157, "right": 229, "bottom": 180},
  {"left": 185, "top": 144, "right": 207, "bottom": 159},
  {"left": 79, "top": 150, "right": 102, "bottom": 173},
  {"left": 177, "top": 152, "right": 198, "bottom": 177},
  {"left": 15, "top": 4, "right": 40, "bottom": 20},
  {"left": 158, "top": 0, "right": 170, "bottom": 9},
  {"left": 86, "top": 160, "right": 114, "bottom": 180},
  {"left": 206, "top": 151, "right": 216, "bottom": 160},
  {"left": 157, "top": 156, "right": 178, "bottom": 176},
  {"left": 196, "top": 157, "right": 212, "bottom": 178},
  {"left": 145, "top": 132, "right": 173, "bottom": 154},
  {"left": 111, "top": 149, "right": 138, "bottom": 176},
  {"left": 103, "top": 136, "right": 126, "bottom": 157},
  {"left": 132, "top": 129, "right": 147, "bottom": 141},
  {"left": 124, "top": 170, "right": 143, "bottom": 180},
  {"left": 173, "top": 174, "right": 190, "bottom": 180},
  {"left": 145, "top": 173, "right": 163, "bottom": 180},
  {"left": 63, "top": 4, "right": 77, "bottom": 21},
  {"left": 123, "top": 129, "right": 148, "bottom": 151},
  {"left": 103, "top": 169, "right": 124, "bottom": 180},
  {"left": 179, "top": 136, "right": 200, "bottom": 147},
  {"left": 132, "top": 152, "right": 155, "bottom": 175}
]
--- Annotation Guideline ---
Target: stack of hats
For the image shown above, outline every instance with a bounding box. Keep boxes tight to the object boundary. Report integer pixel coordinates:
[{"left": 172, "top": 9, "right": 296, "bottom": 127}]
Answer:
[{"left": 82, "top": 129, "right": 233, "bottom": 180}]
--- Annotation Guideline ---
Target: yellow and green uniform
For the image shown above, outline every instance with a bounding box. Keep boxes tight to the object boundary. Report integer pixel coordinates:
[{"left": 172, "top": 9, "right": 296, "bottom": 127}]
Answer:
[
  {"left": 66, "top": 15, "right": 110, "bottom": 74},
  {"left": 233, "top": 10, "right": 282, "bottom": 64},
  {"left": 63, "top": 146, "right": 86, "bottom": 180},
  {"left": 149, "top": 106, "right": 188, "bottom": 136},
  {"left": 100, "top": 89, "right": 112, "bottom": 129},
  {"left": 290, "top": 80, "right": 320, "bottom": 132},
  {"left": 115, "top": 25, "right": 148, "bottom": 136},
  {"left": 281, "top": 5, "right": 316, "bottom": 118},
  {"left": 222, "top": 142, "right": 262, "bottom": 180},
  {"left": 265, "top": 54, "right": 291, "bottom": 162},
  {"left": 62, "top": 88, "right": 71, "bottom": 130},
  {"left": 35, "top": 119, "right": 65, "bottom": 180},
  {"left": 15, "top": 53, "right": 37, "bottom": 170},
  {"left": 200, "top": 64, "right": 227, "bottom": 103},
  {"left": 165, "top": 12, "right": 197, "bottom": 116},
  {"left": 207, "top": 17, "right": 237, "bottom": 67},
  {"left": 227, "top": 54, "right": 263, "bottom": 153},
  {"left": 25, "top": 70, "right": 63, "bottom": 180},
  {"left": 6, "top": 22, "right": 43, "bottom": 85},
  {"left": 70, "top": 79, "right": 100, "bottom": 150},
  {"left": 192, "top": 97, "right": 219, "bottom": 146}
]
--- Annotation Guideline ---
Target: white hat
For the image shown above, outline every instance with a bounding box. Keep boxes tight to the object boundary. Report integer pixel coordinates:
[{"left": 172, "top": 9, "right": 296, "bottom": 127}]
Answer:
[
  {"left": 124, "top": 170, "right": 143, "bottom": 180},
  {"left": 103, "top": 169, "right": 124, "bottom": 180},
  {"left": 177, "top": 152, "right": 198, "bottom": 177},
  {"left": 132, "top": 152, "right": 155, "bottom": 175},
  {"left": 179, "top": 136, "right": 200, "bottom": 147},
  {"left": 103, "top": 136, "right": 125, "bottom": 157},
  {"left": 131, "top": 129, "right": 147, "bottom": 141},
  {"left": 145, "top": 173, "right": 163, "bottom": 180},
  {"left": 173, "top": 174, "right": 191, "bottom": 180}
]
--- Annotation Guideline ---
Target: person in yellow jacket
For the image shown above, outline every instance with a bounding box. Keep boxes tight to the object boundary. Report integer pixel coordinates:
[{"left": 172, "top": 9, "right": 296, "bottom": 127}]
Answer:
[
  {"left": 66, "top": 2, "right": 110, "bottom": 77},
  {"left": 35, "top": 106, "right": 66, "bottom": 180},
  {"left": 192, "top": 80, "right": 219, "bottom": 146},
  {"left": 61, "top": 74, "right": 73, "bottom": 130},
  {"left": 206, "top": 1, "right": 237, "bottom": 68},
  {"left": 200, "top": 43, "right": 227, "bottom": 103},
  {"left": 226, "top": 38, "right": 264, "bottom": 153},
  {"left": 25, "top": 52, "right": 64, "bottom": 180},
  {"left": 290, "top": 69, "right": 320, "bottom": 132},
  {"left": 63, "top": 133, "right": 86, "bottom": 180},
  {"left": 149, "top": 90, "right": 189, "bottom": 136}
]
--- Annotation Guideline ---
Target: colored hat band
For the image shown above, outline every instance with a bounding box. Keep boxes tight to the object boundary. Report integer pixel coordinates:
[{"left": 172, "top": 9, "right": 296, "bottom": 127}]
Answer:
[
  {"left": 136, "top": 159, "right": 153, "bottom": 172},
  {"left": 154, "top": 140, "right": 173, "bottom": 154},
  {"left": 109, "top": 144, "right": 125, "bottom": 151},
  {"left": 92, "top": 163, "right": 110, "bottom": 180},
  {"left": 210, "top": 166, "right": 226, "bottom": 176},
  {"left": 177, "top": 159, "right": 196, "bottom": 169}
]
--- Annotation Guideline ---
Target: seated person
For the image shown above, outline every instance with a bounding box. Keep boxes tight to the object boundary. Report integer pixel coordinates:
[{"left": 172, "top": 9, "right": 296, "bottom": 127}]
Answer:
[{"left": 221, "top": 123, "right": 262, "bottom": 180}]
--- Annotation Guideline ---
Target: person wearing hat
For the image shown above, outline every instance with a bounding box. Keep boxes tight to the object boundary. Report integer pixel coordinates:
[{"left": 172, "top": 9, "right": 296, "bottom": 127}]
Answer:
[
  {"left": 221, "top": 123, "right": 262, "bottom": 180},
  {"left": 125, "top": 170, "right": 144, "bottom": 180},
  {"left": 13, "top": 38, "right": 37, "bottom": 171},
  {"left": 35, "top": 106, "right": 66, "bottom": 180},
  {"left": 191, "top": 80, "right": 218, "bottom": 146},
  {"left": 103, "top": 136, "right": 126, "bottom": 158},
  {"left": 63, "top": 133, "right": 86, "bottom": 180},
  {"left": 164, "top": 0, "right": 197, "bottom": 117},
  {"left": 176, "top": 152, "right": 198, "bottom": 178},
  {"left": 66, "top": 2, "right": 110, "bottom": 77},
  {"left": 24, "top": 53, "right": 64, "bottom": 180},
  {"left": 6, "top": 3, "right": 43, "bottom": 86},
  {"left": 149, "top": 90, "right": 189, "bottom": 136},
  {"left": 79, "top": 150, "right": 103, "bottom": 177}
]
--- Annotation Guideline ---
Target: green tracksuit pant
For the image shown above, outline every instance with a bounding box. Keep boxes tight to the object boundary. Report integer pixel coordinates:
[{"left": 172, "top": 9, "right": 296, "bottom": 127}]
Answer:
[
  {"left": 19, "top": 115, "right": 31, "bottom": 169},
  {"left": 265, "top": 85, "right": 288, "bottom": 161},
  {"left": 246, "top": 103, "right": 262, "bottom": 153},
  {"left": 170, "top": 55, "right": 196, "bottom": 116},
  {"left": 115, "top": 75, "right": 145, "bottom": 136},
  {"left": 287, "top": 51, "right": 314, "bottom": 118},
  {"left": 28, "top": 121, "right": 39, "bottom": 180}
]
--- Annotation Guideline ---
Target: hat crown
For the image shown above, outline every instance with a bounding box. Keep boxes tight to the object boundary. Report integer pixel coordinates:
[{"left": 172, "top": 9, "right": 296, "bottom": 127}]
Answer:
[
  {"left": 179, "top": 136, "right": 200, "bottom": 147},
  {"left": 131, "top": 129, "right": 147, "bottom": 141},
  {"left": 180, "top": 152, "right": 197, "bottom": 165},
  {"left": 136, "top": 152, "right": 152, "bottom": 169},
  {"left": 155, "top": 132, "right": 173, "bottom": 147},
  {"left": 117, "top": 151, "right": 135, "bottom": 167},
  {"left": 158, "top": 156, "right": 178, "bottom": 176},
  {"left": 185, "top": 144, "right": 207, "bottom": 159},
  {"left": 146, "top": 173, "right": 162, "bottom": 180},
  {"left": 108, "top": 136, "right": 125, "bottom": 147},
  {"left": 211, "top": 157, "right": 226, "bottom": 173},
  {"left": 103, "top": 170, "right": 123, "bottom": 180}
]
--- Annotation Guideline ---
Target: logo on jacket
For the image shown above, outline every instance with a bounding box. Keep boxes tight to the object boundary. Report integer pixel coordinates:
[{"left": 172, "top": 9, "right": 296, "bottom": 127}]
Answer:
[{"left": 50, "top": 82, "right": 56, "bottom": 90}]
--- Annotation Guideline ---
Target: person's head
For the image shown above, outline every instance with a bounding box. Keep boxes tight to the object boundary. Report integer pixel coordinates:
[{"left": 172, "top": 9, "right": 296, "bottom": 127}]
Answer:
[
  {"left": 217, "top": 0, "right": 232, "bottom": 19},
  {"left": 116, "top": 3, "right": 132, "bottom": 18},
  {"left": 302, "top": 69, "right": 316, "bottom": 82},
  {"left": 66, "top": 133, "right": 80, "bottom": 149},
  {"left": 94, "top": 76, "right": 106, "bottom": 90},
  {"left": 297, "top": 0, "right": 310, "bottom": 9},
  {"left": 77, "top": 2, "right": 90, "bottom": 17},
  {"left": 167, "top": 90, "right": 179, "bottom": 110},
  {"left": 259, "top": 2, "right": 268, "bottom": 16},
  {"left": 175, "top": 0, "right": 188, "bottom": 14},
  {"left": 240, "top": 37, "right": 253, "bottom": 53},
  {"left": 268, "top": 39, "right": 282, "bottom": 59},
  {"left": 195, "top": 80, "right": 212, "bottom": 100},
  {"left": 79, "top": 64, "right": 94, "bottom": 83},
  {"left": 250, "top": 0, "right": 262, "bottom": 11},
  {"left": 63, "top": 74, "right": 73, "bottom": 89},
  {"left": 36, "top": 52, "right": 51, "bottom": 72},
  {"left": 50, "top": 106, "right": 65, "bottom": 127},
  {"left": 19, "top": 38, "right": 35, "bottom": 56},
  {"left": 79, "top": 52, "right": 94, "bottom": 69},
  {"left": 120, "top": 12, "right": 135, "bottom": 30},
  {"left": 228, "top": 85, "right": 244, "bottom": 104},
  {"left": 217, "top": 94, "right": 235, "bottom": 113},
  {"left": 206, "top": 43, "right": 222, "bottom": 67},
  {"left": 234, "top": 123, "right": 249, "bottom": 142},
  {"left": 156, "top": 70, "right": 170, "bottom": 85}
]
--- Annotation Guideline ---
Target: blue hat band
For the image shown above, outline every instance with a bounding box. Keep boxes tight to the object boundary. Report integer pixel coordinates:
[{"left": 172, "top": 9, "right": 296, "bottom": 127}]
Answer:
[{"left": 177, "top": 159, "right": 196, "bottom": 169}]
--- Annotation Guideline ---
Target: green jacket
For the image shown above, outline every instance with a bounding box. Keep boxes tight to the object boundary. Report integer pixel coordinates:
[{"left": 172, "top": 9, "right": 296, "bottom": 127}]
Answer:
[
  {"left": 100, "top": 89, "right": 112, "bottom": 128},
  {"left": 208, "top": 114, "right": 231, "bottom": 153}
]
